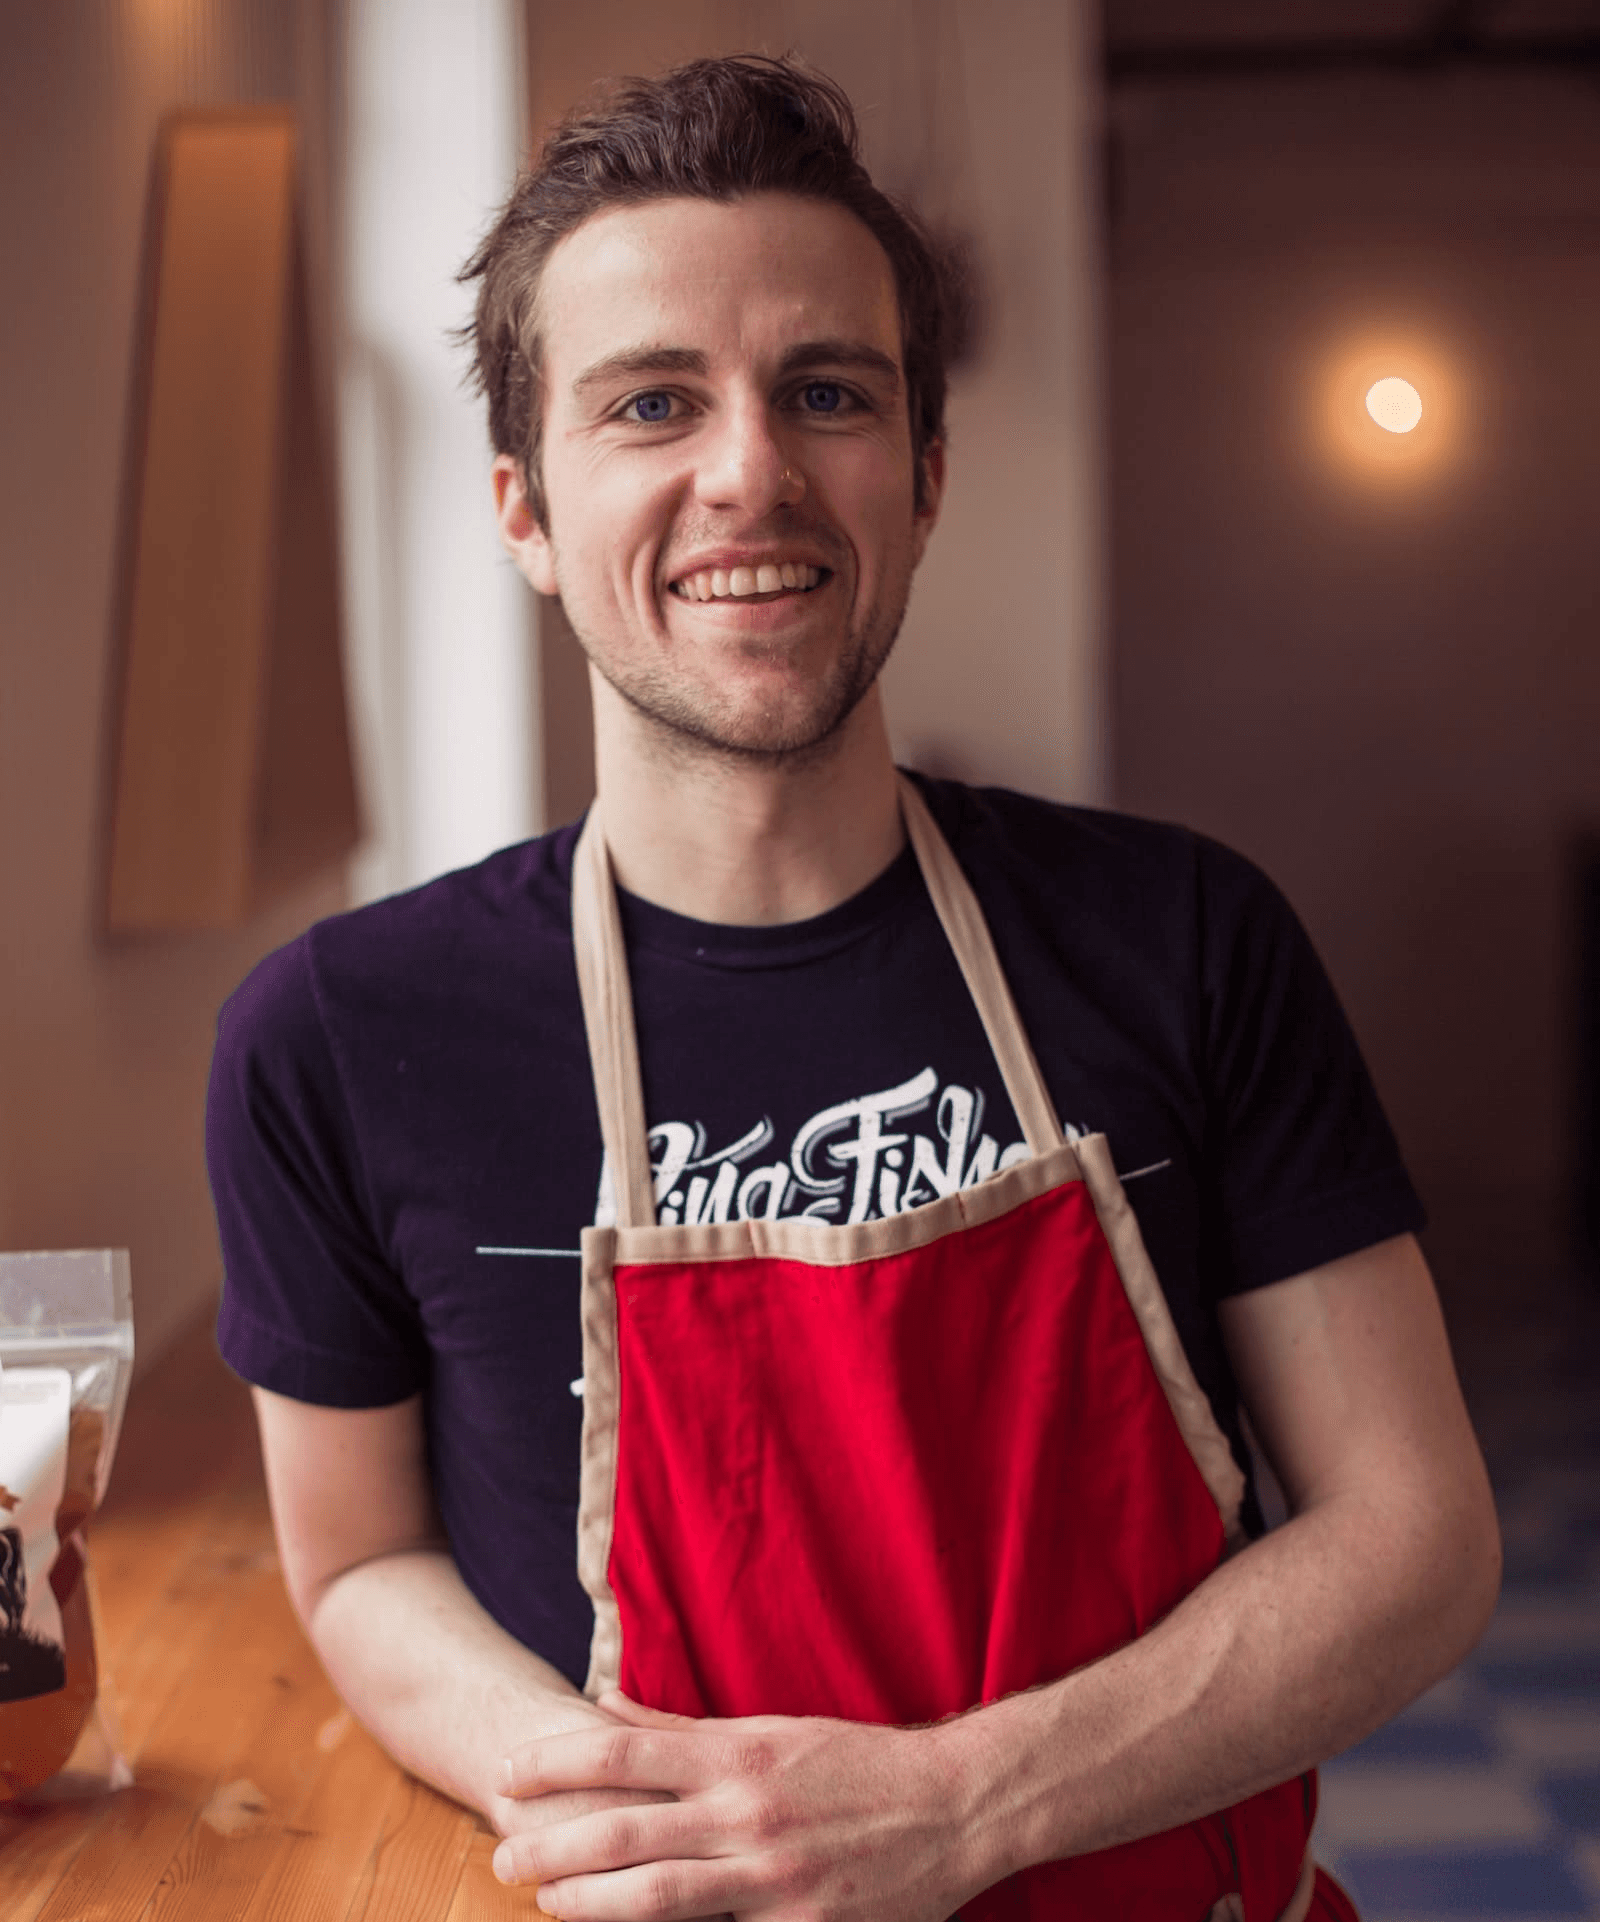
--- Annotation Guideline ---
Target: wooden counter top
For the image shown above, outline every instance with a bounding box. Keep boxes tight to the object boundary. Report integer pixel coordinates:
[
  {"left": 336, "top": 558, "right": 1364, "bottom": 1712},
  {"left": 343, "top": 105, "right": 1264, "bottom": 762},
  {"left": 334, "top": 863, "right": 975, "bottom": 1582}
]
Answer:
[{"left": 0, "top": 1309, "right": 530, "bottom": 1919}]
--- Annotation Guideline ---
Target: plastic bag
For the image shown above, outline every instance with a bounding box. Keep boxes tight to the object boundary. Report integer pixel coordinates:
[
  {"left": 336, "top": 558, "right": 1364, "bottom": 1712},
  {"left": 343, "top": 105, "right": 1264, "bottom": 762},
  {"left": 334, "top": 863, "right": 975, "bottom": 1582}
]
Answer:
[{"left": 0, "top": 1250, "right": 134, "bottom": 1800}]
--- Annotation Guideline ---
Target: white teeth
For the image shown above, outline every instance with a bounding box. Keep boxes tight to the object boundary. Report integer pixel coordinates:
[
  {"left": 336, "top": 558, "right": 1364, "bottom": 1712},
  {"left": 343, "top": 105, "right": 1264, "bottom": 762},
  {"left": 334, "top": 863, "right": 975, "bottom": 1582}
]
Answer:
[{"left": 674, "top": 563, "right": 824, "bottom": 600}]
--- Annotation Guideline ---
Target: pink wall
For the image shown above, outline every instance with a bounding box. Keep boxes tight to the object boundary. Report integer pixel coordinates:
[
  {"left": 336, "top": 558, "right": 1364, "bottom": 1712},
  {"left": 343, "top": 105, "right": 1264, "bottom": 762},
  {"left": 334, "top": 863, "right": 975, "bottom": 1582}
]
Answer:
[
  {"left": 1, "top": 3, "right": 349, "bottom": 1368},
  {"left": 1109, "top": 68, "right": 1600, "bottom": 1276}
]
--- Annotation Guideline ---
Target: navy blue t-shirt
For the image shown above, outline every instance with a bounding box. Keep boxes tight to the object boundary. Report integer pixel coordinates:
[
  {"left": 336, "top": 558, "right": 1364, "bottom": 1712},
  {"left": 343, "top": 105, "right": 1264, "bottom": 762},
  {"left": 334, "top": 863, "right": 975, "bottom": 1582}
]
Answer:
[{"left": 206, "top": 776, "right": 1423, "bottom": 1687}]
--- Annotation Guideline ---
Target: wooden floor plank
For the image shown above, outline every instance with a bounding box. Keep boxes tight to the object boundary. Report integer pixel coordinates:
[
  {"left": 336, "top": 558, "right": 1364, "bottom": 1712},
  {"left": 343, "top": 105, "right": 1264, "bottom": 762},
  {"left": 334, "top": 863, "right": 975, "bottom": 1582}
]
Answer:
[
  {"left": 30, "top": 1559, "right": 324, "bottom": 1920},
  {"left": 99, "top": 1490, "right": 282, "bottom": 1765},
  {"left": 91, "top": 1463, "right": 270, "bottom": 1682},
  {"left": 231, "top": 1721, "right": 407, "bottom": 1922},
  {"left": 342, "top": 1774, "right": 478, "bottom": 1922},
  {"left": 0, "top": 1796, "right": 118, "bottom": 1922},
  {"left": 89, "top": 1315, "right": 265, "bottom": 1678},
  {"left": 134, "top": 1604, "right": 337, "bottom": 1922},
  {"left": 445, "top": 1827, "right": 540, "bottom": 1922}
]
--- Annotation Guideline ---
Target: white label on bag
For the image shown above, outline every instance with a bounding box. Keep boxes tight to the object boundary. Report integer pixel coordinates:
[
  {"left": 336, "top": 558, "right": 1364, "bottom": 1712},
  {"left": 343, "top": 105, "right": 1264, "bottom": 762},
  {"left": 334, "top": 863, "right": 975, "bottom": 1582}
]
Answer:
[{"left": 0, "top": 1366, "right": 70, "bottom": 1701}]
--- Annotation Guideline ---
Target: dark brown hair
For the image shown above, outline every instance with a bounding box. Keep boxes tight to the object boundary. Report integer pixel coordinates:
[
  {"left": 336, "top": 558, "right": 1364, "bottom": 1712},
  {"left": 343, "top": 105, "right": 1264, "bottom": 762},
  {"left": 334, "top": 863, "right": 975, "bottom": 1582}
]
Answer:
[{"left": 458, "top": 53, "right": 952, "bottom": 522}]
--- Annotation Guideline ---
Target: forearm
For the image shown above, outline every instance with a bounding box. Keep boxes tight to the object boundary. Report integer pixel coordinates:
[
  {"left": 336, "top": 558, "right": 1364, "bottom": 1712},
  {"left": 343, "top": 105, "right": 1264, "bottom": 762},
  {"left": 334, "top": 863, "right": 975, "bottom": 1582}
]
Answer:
[
  {"left": 492, "top": 1488, "right": 1497, "bottom": 1915},
  {"left": 949, "top": 1473, "right": 1501, "bottom": 1882},
  {"left": 307, "top": 1545, "right": 603, "bottom": 1826}
]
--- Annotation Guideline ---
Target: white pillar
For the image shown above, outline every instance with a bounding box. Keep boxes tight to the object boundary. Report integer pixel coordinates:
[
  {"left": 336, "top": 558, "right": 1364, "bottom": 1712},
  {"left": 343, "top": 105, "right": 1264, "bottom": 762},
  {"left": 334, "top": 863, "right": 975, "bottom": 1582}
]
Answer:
[{"left": 342, "top": 0, "right": 538, "bottom": 902}]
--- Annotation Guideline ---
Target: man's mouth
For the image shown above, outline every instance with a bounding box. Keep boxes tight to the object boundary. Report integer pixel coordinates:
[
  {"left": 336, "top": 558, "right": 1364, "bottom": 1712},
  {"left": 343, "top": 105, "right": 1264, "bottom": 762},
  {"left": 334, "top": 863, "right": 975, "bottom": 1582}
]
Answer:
[{"left": 669, "top": 563, "right": 828, "bottom": 603}]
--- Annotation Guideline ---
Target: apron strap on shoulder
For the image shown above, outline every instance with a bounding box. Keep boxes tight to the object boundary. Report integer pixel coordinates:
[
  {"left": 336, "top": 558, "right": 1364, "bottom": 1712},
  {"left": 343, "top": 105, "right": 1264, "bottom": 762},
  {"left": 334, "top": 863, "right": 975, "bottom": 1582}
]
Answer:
[
  {"left": 572, "top": 806, "right": 657, "bottom": 1229},
  {"left": 897, "top": 775, "right": 1066, "bottom": 1157}
]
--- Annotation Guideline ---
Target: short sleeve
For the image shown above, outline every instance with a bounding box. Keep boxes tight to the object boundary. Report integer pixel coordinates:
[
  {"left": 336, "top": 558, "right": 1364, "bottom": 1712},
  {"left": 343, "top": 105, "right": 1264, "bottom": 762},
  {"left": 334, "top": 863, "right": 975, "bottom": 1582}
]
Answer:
[
  {"left": 207, "top": 937, "right": 429, "bottom": 1405},
  {"left": 1197, "top": 840, "right": 1425, "bottom": 1296}
]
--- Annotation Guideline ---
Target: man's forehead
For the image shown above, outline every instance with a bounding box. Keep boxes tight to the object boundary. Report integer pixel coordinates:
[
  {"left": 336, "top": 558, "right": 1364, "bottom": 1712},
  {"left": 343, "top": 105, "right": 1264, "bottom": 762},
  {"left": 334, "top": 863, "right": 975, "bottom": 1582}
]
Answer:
[{"left": 536, "top": 193, "right": 903, "bottom": 378}]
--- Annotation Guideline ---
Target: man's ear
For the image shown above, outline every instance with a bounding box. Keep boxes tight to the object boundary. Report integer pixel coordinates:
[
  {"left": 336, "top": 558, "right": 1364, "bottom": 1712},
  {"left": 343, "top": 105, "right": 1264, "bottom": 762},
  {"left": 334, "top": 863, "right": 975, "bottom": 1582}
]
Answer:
[
  {"left": 912, "top": 439, "right": 946, "bottom": 562},
  {"left": 491, "top": 455, "right": 558, "bottom": 595}
]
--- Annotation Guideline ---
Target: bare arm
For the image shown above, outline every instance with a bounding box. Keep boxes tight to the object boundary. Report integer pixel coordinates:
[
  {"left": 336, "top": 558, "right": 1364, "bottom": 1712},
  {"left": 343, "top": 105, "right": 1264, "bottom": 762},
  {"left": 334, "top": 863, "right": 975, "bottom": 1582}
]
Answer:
[
  {"left": 250, "top": 1388, "right": 667, "bottom": 1837},
  {"left": 963, "top": 1230, "right": 1502, "bottom": 1868},
  {"left": 493, "top": 1234, "right": 1502, "bottom": 1916}
]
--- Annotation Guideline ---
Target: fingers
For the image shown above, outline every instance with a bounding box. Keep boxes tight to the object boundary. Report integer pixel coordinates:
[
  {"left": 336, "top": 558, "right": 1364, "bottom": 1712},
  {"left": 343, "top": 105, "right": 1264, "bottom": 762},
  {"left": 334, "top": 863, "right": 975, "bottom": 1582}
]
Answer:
[
  {"left": 599, "top": 1690, "right": 698, "bottom": 1729},
  {"left": 533, "top": 1874, "right": 735, "bottom": 1922},
  {"left": 523, "top": 1857, "right": 740, "bottom": 1920},
  {"left": 489, "top": 1790, "right": 773, "bottom": 1914},
  {"left": 493, "top": 1800, "right": 664, "bottom": 1883},
  {"left": 492, "top": 1785, "right": 677, "bottom": 1839},
  {"left": 502, "top": 1724, "right": 718, "bottom": 1800}
]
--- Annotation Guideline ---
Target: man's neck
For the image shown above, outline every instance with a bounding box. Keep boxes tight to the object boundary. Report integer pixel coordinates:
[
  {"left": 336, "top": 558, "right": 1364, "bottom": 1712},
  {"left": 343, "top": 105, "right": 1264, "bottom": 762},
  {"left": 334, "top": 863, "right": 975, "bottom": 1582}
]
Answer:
[{"left": 588, "top": 679, "right": 905, "bottom": 928}]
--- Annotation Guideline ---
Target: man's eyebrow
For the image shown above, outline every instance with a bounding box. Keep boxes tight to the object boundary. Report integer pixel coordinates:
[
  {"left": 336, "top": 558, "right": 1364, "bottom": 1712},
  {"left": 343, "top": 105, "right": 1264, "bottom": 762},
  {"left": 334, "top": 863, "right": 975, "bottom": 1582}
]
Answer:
[
  {"left": 571, "top": 346, "right": 709, "bottom": 399},
  {"left": 569, "top": 339, "right": 903, "bottom": 402},
  {"left": 777, "top": 340, "right": 902, "bottom": 387}
]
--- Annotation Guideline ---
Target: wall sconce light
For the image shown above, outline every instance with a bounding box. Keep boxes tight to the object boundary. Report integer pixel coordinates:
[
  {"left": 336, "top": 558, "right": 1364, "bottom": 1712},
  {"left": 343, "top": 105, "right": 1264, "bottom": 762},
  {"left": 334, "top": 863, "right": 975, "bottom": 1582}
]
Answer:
[
  {"left": 1311, "top": 331, "right": 1466, "bottom": 489},
  {"left": 1365, "top": 376, "right": 1423, "bottom": 434}
]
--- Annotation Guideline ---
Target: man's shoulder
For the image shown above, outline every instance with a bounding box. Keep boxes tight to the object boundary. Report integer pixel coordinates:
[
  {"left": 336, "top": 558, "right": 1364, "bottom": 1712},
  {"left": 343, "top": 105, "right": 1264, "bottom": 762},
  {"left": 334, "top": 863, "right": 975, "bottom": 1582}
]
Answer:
[
  {"left": 218, "top": 822, "right": 583, "bottom": 1050},
  {"left": 915, "top": 774, "right": 1280, "bottom": 930}
]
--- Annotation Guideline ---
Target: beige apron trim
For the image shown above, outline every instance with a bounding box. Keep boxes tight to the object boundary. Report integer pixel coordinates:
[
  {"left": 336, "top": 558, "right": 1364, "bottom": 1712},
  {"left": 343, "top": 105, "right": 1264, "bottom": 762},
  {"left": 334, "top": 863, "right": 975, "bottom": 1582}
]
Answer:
[
  {"left": 573, "top": 809, "right": 656, "bottom": 1230},
  {"left": 1281, "top": 1850, "right": 1319, "bottom": 1922},
  {"left": 1075, "top": 1134, "right": 1247, "bottom": 1549},
  {"left": 1208, "top": 1848, "right": 1317, "bottom": 1922},
  {"left": 896, "top": 774, "right": 1064, "bottom": 1158},
  {"left": 577, "top": 1225, "right": 624, "bottom": 1698},
  {"left": 608, "top": 1141, "right": 1085, "bottom": 1266}
]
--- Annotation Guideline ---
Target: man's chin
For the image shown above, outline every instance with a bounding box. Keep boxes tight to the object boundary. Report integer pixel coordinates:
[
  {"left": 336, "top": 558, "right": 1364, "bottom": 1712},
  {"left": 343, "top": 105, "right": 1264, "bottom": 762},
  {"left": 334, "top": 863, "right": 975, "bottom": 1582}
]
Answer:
[
  {"left": 618, "top": 677, "right": 878, "bottom": 770},
  {"left": 639, "top": 706, "right": 857, "bottom": 769}
]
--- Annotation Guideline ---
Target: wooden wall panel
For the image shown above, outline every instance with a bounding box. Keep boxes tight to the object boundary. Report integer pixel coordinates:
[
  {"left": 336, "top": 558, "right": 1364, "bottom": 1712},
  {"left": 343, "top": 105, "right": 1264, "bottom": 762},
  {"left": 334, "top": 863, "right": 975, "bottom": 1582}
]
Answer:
[{"left": 105, "top": 109, "right": 358, "bottom": 932}]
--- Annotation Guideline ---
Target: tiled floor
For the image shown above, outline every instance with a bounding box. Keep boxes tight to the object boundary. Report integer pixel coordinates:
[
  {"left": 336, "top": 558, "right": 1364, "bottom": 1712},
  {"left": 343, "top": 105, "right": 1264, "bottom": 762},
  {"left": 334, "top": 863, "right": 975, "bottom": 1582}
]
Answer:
[{"left": 1312, "top": 1261, "right": 1600, "bottom": 1920}]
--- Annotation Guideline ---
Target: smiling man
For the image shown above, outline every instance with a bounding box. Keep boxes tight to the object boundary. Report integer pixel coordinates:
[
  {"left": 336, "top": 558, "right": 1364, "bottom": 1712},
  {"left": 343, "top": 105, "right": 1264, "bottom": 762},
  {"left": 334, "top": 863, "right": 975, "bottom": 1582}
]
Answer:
[{"left": 207, "top": 56, "right": 1500, "bottom": 1922}]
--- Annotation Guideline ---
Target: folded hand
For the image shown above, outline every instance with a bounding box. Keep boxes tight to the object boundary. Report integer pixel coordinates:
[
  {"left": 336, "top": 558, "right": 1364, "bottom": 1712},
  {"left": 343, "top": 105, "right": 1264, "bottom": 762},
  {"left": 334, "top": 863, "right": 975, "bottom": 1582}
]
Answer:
[{"left": 491, "top": 1690, "right": 983, "bottom": 1921}]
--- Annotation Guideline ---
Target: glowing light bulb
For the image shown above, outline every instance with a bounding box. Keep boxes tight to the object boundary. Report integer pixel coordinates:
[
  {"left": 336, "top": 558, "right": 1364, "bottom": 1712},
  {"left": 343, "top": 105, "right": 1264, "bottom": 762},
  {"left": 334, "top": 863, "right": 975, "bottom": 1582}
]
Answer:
[{"left": 1365, "top": 377, "right": 1423, "bottom": 434}]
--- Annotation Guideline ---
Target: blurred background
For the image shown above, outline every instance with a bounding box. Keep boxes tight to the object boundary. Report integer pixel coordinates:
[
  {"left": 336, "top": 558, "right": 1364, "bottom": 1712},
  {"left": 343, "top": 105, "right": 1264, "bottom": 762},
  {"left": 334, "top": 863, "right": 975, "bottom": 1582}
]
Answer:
[{"left": 2, "top": 1, "right": 1597, "bottom": 1911}]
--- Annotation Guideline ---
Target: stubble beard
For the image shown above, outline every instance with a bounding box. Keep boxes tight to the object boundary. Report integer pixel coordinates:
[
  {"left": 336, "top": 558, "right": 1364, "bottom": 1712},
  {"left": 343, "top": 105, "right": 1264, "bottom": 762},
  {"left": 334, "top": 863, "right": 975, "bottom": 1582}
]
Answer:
[{"left": 557, "top": 555, "right": 915, "bottom": 774}]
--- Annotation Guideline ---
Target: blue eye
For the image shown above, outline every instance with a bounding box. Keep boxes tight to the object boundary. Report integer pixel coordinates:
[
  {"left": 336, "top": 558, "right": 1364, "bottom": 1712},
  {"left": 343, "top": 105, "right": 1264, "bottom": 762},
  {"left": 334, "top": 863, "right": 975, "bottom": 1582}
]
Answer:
[
  {"left": 631, "top": 392, "right": 672, "bottom": 422},
  {"left": 802, "top": 382, "right": 842, "bottom": 413}
]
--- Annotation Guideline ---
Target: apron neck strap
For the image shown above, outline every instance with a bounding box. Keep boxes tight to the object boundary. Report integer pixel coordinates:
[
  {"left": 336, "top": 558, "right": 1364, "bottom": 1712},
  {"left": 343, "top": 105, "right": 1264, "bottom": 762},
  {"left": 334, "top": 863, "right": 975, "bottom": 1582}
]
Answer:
[
  {"left": 571, "top": 773, "right": 1067, "bottom": 1231},
  {"left": 572, "top": 805, "right": 658, "bottom": 1230},
  {"left": 895, "top": 773, "right": 1066, "bottom": 1161}
]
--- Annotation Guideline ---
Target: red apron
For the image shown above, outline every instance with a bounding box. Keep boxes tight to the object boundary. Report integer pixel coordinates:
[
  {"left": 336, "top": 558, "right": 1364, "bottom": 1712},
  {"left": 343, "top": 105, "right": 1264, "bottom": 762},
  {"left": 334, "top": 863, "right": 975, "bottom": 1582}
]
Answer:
[{"left": 571, "top": 777, "right": 1344, "bottom": 1921}]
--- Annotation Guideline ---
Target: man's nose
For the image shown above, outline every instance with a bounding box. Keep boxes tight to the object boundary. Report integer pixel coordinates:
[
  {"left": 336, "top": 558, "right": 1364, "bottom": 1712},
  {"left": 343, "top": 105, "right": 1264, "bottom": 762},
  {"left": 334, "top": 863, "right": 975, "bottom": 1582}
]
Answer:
[{"left": 692, "top": 402, "right": 806, "bottom": 515}]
